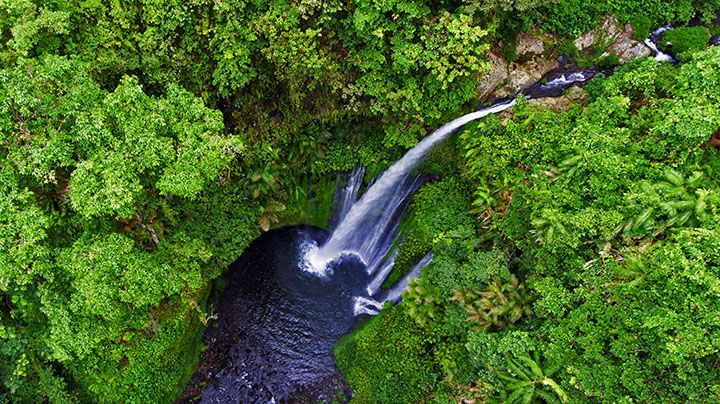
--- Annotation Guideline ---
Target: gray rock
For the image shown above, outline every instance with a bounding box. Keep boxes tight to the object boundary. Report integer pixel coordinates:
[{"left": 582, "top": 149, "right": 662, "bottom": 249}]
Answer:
[
  {"left": 574, "top": 15, "right": 651, "bottom": 63},
  {"left": 476, "top": 14, "right": 655, "bottom": 104},
  {"left": 527, "top": 85, "right": 589, "bottom": 112},
  {"left": 608, "top": 23, "right": 651, "bottom": 63},
  {"left": 476, "top": 52, "right": 509, "bottom": 101},
  {"left": 516, "top": 32, "right": 545, "bottom": 60},
  {"left": 574, "top": 15, "right": 622, "bottom": 51},
  {"left": 492, "top": 56, "right": 559, "bottom": 98}
]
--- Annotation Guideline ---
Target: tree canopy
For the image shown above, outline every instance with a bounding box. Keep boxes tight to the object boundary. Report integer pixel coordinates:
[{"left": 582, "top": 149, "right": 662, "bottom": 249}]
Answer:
[{"left": 1, "top": 0, "right": 720, "bottom": 402}]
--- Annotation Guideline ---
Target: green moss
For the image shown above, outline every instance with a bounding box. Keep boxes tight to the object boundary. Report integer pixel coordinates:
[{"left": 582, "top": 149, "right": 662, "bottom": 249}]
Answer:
[
  {"left": 334, "top": 304, "right": 438, "bottom": 403},
  {"left": 278, "top": 174, "right": 338, "bottom": 229}
]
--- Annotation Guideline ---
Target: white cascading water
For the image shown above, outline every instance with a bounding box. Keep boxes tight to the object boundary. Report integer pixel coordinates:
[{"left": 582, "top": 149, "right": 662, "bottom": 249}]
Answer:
[
  {"left": 352, "top": 251, "right": 433, "bottom": 315},
  {"left": 382, "top": 251, "right": 433, "bottom": 304},
  {"left": 328, "top": 166, "right": 366, "bottom": 231},
  {"left": 304, "top": 24, "right": 679, "bottom": 310},
  {"left": 303, "top": 99, "right": 517, "bottom": 279},
  {"left": 644, "top": 25, "right": 676, "bottom": 63},
  {"left": 546, "top": 72, "right": 587, "bottom": 86}
]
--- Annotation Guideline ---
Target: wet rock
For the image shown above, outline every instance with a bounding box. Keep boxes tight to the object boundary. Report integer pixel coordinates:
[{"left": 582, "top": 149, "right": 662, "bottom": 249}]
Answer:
[
  {"left": 575, "top": 15, "right": 622, "bottom": 51},
  {"left": 476, "top": 52, "right": 509, "bottom": 101},
  {"left": 492, "top": 56, "right": 559, "bottom": 98},
  {"left": 527, "top": 85, "right": 589, "bottom": 112},
  {"left": 612, "top": 40, "right": 652, "bottom": 63},
  {"left": 516, "top": 31, "right": 545, "bottom": 61},
  {"left": 475, "top": 14, "right": 656, "bottom": 103},
  {"left": 608, "top": 23, "right": 652, "bottom": 63}
]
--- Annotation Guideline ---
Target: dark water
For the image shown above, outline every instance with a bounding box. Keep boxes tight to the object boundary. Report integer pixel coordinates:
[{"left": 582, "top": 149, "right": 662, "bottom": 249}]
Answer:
[
  {"left": 187, "top": 64, "right": 607, "bottom": 403},
  {"left": 197, "top": 226, "right": 367, "bottom": 403},
  {"left": 186, "top": 29, "right": 713, "bottom": 401},
  {"left": 522, "top": 66, "right": 608, "bottom": 99}
]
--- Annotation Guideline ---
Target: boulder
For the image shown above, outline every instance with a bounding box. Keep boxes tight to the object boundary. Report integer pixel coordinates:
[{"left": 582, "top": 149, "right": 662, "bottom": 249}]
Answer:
[
  {"left": 608, "top": 23, "right": 652, "bottom": 63},
  {"left": 527, "top": 85, "right": 589, "bottom": 112},
  {"left": 516, "top": 32, "right": 545, "bottom": 60},
  {"left": 573, "top": 15, "right": 651, "bottom": 63},
  {"left": 476, "top": 14, "right": 655, "bottom": 104},
  {"left": 574, "top": 15, "right": 622, "bottom": 51},
  {"left": 492, "top": 56, "right": 559, "bottom": 98},
  {"left": 476, "top": 52, "right": 509, "bottom": 101}
]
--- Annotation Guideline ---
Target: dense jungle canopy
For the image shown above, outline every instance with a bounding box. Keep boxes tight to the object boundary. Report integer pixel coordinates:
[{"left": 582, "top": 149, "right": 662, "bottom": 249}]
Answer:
[{"left": 1, "top": 0, "right": 720, "bottom": 402}]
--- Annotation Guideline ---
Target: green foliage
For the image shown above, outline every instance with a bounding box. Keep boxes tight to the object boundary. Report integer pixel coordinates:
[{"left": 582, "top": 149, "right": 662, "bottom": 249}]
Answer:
[
  {"left": 557, "top": 38, "right": 579, "bottom": 63},
  {"left": 454, "top": 46, "right": 720, "bottom": 402},
  {"left": 2, "top": 0, "right": 720, "bottom": 401},
  {"left": 662, "top": 26, "right": 711, "bottom": 60},
  {"left": 334, "top": 304, "right": 438, "bottom": 403},
  {"left": 622, "top": 169, "right": 713, "bottom": 239},
  {"left": 452, "top": 275, "right": 533, "bottom": 331},
  {"left": 629, "top": 14, "right": 652, "bottom": 40},
  {"left": 68, "top": 76, "right": 232, "bottom": 217},
  {"left": 388, "top": 177, "right": 475, "bottom": 287},
  {"left": 596, "top": 53, "right": 620, "bottom": 68},
  {"left": 0, "top": 53, "right": 252, "bottom": 401},
  {"left": 535, "top": 229, "right": 720, "bottom": 401},
  {"left": 532, "top": 0, "right": 720, "bottom": 39},
  {"left": 474, "top": 0, "right": 547, "bottom": 12},
  {"left": 404, "top": 279, "right": 441, "bottom": 327},
  {"left": 537, "top": 1, "right": 605, "bottom": 37},
  {"left": 492, "top": 351, "right": 568, "bottom": 403}
]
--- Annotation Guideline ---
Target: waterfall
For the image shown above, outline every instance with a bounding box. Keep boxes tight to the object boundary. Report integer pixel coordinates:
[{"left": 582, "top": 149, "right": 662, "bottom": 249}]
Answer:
[
  {"left": 644, "top": 25, "right": 676, "bottom": 63},
  {"left": 303, "top": 99, "right": 517, "bottom": 279},
  {"left": 328, "top": 166, "right": 365, "bottom": 231},
  {"left": 300, "top": 22, "right": 679, "bottom": 304},
  {"left": 353, "top": 296, "right": 384, "bottom": 316},
  {"left": 366, "top": 248, "right": 398, "bottom": 296},
  {"left": 382, "top": 251, "right": 433, "bottom": 303}
]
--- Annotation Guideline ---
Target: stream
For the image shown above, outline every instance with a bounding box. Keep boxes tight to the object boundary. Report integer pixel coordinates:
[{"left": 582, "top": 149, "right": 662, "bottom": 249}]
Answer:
[{"left": 183, "top": 23, "right": 710, "bottom": 403}]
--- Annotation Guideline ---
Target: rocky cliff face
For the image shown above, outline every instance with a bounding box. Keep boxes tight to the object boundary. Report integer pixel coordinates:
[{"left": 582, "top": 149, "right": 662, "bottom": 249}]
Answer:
[
  {"left": 575, "top": 15, "right": 651, "bottom": 63},
  {"left": 476, "top": 15, "right": 653, "bottom": 104}
]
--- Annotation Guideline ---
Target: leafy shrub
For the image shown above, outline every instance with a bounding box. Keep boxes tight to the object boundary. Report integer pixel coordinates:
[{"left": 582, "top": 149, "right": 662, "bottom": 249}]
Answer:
[
  {"left": 629, "top": 14, "right": 652, "bottom": 40},
  {"left": 387, "top": 177, "right": 475, "bottom": 288},
  {"left": 334, "top": 304, "right": 438, "bottom": 403},
  {"left": 451, "top": 275, "right": 533, "bottom": 331},
  {"left": 662, "top": 26, "right": 710, "bottom": 59},
  {"left": 596, "top": 53, "right": 620, "bottom": 68},
  {"left": 455, "top": 46, "right": 720, "bottom": 402}
]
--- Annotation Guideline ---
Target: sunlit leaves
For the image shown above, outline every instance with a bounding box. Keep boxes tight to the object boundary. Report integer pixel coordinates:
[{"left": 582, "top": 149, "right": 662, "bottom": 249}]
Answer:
[
  {"left": 2, "top": 0, "right": 70, "bottom": 57},
  {"left": 0, "top": 53, "right": 235, "bottom": 400},
  {"left": 68, "top": 76, "right": 230, "bottom": 217},
  {"left": 452, "top": 275, "right": 533, "bottom": 331},
  {"left": 493, "top": 351, "right": 568, "bottom": 403},
  {"left": 0, "top": 177, "right": 51, "bottom": 291},
  {"left": 623, "top": 170, "right": 714, "bottom": 238},
  {"left": 420, "top": 12, "right": 490, "bottom": 90}
]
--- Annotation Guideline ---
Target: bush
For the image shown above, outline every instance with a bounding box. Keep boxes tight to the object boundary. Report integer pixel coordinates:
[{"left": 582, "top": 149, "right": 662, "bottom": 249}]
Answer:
[
  {"left": 334, "top": 304, "right": 438, "bottom": 403},
  {"left": 385, "top": 177, "right": 475, "bottom": 288},
  {"left": 597, "top": 53, "right": 620, "bottom": 68},
  {"left": 662, "top": 26, "right": 710, "bottom": 60},
  {"left": 629, "top": 14, "right": 651, "bottom": 40}
]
